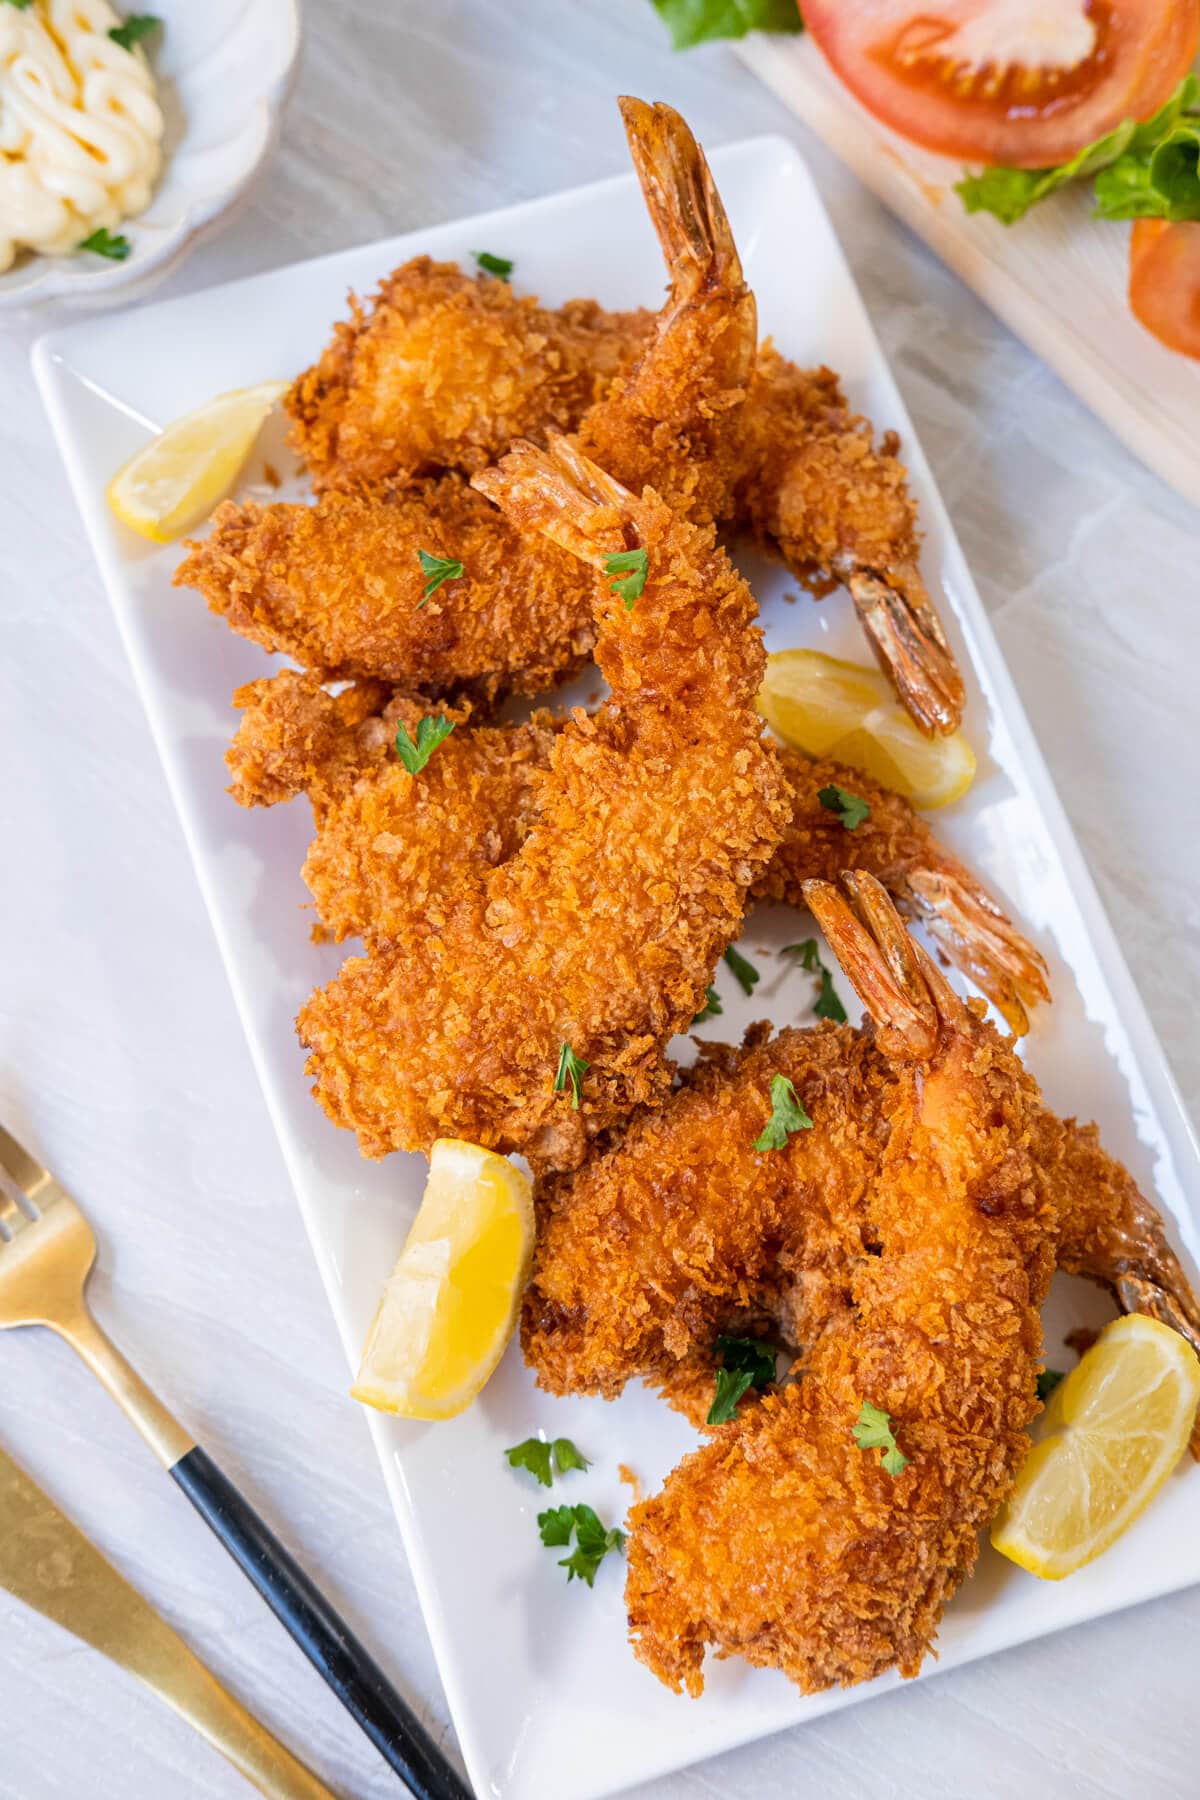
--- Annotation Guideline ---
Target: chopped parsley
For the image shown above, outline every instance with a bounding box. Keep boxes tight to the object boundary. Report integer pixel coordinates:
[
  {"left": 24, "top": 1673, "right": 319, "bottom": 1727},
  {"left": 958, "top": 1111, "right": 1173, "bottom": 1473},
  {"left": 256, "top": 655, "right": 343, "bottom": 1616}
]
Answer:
[
  {"left": 722, "top": 944, "right": 759, "bottom": 995},
  {"left": 505, "top": 1436, "right": 590, "bottom": 1488},
  {"left": 783, "top": 938, "right": 847, "bottom": 1024},
  {"left": 753, "top": 1072, "right": 812, "bottom": 1153},
  {"left": 78, "top": 228, "right": 131, "bottom": 261},
  {"left": 692, "top": 984, "right": 723, "bottom": 1026},
  {"left": 853, "top": 1402, "right": 909, "bottom": 1477},
  {"left": 394, "top": 714, "right": 455, "bottom": 774},
  {"left": 1036, "top": 1369, "right": 1064, "bottom": 1403},
  {"left": 108, "top": 12, "right": 161, "bottom": 50},
  {"left": 603, "top": 547, "right": 648, "bottom": 610},
  {"left": 553, "top": 1042, "right": 589, "bottom": 1110},
  {"left": 537, "top": 1502, "right": 626, "bottom": 1586},
  {"left": 416, "top": 549, "right": 464, "bottom": 607},
  {"left": 817, "top": 783, "right": 871, "bottom": 831},
  {"left": 706, "top": 1335, "right": 777, "bottom": 1425},
  {"left": 473, "top": 250, "right": 513, "bottom": 279}
]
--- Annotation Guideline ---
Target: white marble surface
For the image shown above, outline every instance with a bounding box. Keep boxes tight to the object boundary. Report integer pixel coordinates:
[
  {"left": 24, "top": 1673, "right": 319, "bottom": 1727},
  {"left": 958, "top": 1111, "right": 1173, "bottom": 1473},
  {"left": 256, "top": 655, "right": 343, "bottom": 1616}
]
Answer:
[{"left": 1, "top": 3, "right": 1197, "bottom": 1797}]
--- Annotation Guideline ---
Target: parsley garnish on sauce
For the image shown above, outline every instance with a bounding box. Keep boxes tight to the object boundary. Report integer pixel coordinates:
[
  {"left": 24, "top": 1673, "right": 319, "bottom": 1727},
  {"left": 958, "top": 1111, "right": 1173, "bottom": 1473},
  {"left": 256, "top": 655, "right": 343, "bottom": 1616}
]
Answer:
[
  {"left": 722, "top": 944, "right": 759, "bottom": 995},
  {"left": 817, "top": 783, "right": 871, "bottom": 831},
  {"left": 473, "top": 250, "right": 513, "bottom": 279},
  {"left": 537, "top": 1503, "right": 626, "bottom": 1586},
  {"left": 505, "top": 1436, "right": 590, "bottom": 1489},
  {"left": 853, "top": 1402, "right": 909, "bottom": 1477},
  {"left": 753, "top": 1072, "right": 812, "bottom": 1152},
  {"left": 395, "top": 715, "right": 455, "bottom": 774},
  {"left": 416, "top": 549, "right": 464, "bottom": 607},
  {"left": 109, "top": 12, "right": 161, "bottom": 50},
  {"left": 604, "top": 547, "right": 648, "bottom": 610},
  {"left": 78, "top": 227, "right": 131, "bottom": 261},
  {"left": 783, "top": 938, "right": 848, "bottom": 1024},
  {"left": 706, "top": 1336, "right": 777, "bottom": 1425},
  {"left": 1037, "top": 1369, "right": 1064, "bottom": 1403},
  {"left": 692, "top": 984, "right": 723, "bottom": 1026},
  {"left": 554, "top": 1042, "right": 589, "bottom": 1110}
]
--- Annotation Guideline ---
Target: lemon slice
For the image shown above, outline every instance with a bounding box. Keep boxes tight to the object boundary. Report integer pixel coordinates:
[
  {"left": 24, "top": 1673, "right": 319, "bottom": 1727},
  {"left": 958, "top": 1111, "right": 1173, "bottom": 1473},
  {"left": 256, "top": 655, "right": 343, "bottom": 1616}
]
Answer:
[
  {"left": 759, "top": 649, "right": 976, "bottom": 809},
  {"left": 106, "top": 380, "right": 289, "bottom": 543},
  {"left": 352, "top": 1139, "right": 535, "bottom": 1421},
  {"left": 992, "top": 1315, "right": 1200, "bottom": 1580}
]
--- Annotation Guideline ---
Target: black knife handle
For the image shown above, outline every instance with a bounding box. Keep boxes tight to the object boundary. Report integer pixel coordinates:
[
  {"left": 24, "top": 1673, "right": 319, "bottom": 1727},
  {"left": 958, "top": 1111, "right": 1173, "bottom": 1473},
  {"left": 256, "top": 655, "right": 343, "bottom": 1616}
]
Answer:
[{"left": 170, "top": 1445, "right": 471, "bottom": 1800}]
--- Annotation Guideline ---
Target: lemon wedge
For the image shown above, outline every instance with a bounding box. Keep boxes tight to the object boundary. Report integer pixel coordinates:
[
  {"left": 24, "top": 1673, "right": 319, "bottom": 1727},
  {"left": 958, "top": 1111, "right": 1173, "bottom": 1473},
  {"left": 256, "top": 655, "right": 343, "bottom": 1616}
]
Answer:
[
  {"left": 352, "top": 1139, "right": 535, "bottom": 1421},
  {"left": 992, "top": 1315, "right": 1200, "bottom": 1580},
  {"left": 106, "top": 380, "right": 289, "bottom": 543},
  {"left": 759, "top": 649, "right": 976, "bottom": 809}
]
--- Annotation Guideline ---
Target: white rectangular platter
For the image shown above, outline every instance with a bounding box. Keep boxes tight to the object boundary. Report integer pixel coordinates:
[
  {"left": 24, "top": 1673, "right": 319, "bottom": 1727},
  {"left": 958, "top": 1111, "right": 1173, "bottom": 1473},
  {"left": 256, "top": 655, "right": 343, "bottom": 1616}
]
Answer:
[
  {"left": 737, "top": 34, "right": 1200, "bottom": 510},
  {"left": 34, "top": 136, "right": 1200, "bottom": 1800}
]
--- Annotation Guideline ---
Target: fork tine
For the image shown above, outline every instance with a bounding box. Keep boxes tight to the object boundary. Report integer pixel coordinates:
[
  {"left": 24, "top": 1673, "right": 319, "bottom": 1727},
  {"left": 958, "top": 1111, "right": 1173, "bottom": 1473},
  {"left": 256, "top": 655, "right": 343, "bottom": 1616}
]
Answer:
[{"left": 0, "top": 1121, "right": 55, "bottom": 1211}]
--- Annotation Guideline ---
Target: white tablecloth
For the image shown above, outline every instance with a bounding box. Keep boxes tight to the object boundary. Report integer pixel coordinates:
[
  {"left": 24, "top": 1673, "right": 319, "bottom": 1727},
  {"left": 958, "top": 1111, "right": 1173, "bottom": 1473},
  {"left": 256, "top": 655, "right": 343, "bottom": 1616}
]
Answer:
[{"left": 2, "top": 4, "right": 1197, "bottom": 1796}]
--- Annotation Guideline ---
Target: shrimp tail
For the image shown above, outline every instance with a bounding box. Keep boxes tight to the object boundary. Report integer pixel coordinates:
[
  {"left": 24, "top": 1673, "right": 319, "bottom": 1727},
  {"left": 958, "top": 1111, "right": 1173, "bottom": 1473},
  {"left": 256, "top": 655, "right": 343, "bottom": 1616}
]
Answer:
[
  {"left": 801, "top": 870, "right": 958, "bottom": 1059},
  {"left": 471, "top": 435, "right": 630, "bottom": 568},
  {"left": 618, "top": 97, "right": 748, "bottom": 323},
  {"left": 847, "top": 561, "right": 966, "bottom": 740},
  {"left": 903, "top": 865, "right": 1051, "bottom": 1038}
]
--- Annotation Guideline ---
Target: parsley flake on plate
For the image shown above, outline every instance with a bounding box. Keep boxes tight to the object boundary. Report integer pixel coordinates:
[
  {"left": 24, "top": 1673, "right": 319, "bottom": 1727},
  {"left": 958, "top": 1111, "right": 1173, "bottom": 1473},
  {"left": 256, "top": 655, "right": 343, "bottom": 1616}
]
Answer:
[
  {"left": 78, "top": 227, "right": 131, "bottom": 261},
  {"left": 109, "top": 12, "right": 161, "bottom": 50},
  {"left": 505, "top": 1436, "right": 590, "bottom": 1488},
  {"left": 722, "top": 944, "right": 759, "bottom": 995},
  {"left": 416, "top": 548, "right": 465, "bottom": 607},
  {"left": 604, "top": 547, "right": 648, "bottom": 609},
  {"left": 692, "top": 984, "right": 723, "bottom": 1026},
  {"left": 753, "top": 1072, "right": 812, "bottom": 1153},
  {"left": 395, "top": 714, "right": 455, "bottom": 774},
  {"left": 554, "top": 1041, "right": 589, "bottom": 1110},
  {"left": 783, "top": 938, "right": 847, "bottom": 1024},
  {"left": 706, "top": 1335, "right": 777, "bottom": 1425},
  {"left": 1037, "top": 1369, "right": 1064, "bottom": 1403},
  {"left": 853, "top": 1401, "right": 909, "bottom": 1477},
  {"left": 537, "top": 1503, "right": 626, "bottom": 1586},
  {"left": 473, "top": 250, "right": 514, "bottom": 279},
  {"left": 817, "top": 783, "right": 871, "bottom": 831}
]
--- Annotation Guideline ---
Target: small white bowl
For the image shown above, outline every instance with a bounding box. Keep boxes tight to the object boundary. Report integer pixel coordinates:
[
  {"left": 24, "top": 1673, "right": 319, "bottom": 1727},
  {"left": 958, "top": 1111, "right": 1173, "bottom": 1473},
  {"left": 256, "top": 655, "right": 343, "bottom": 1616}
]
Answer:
[{"left": 0, "top": 0, "right": 301, "bottom": 312}]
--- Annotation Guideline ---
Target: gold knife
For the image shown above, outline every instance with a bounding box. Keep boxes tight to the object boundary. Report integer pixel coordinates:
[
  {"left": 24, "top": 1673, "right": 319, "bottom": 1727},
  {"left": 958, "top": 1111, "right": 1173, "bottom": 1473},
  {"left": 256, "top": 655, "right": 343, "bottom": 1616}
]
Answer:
[{"left": 0, "top": 1446, "right": 337, "bottom": 1800}]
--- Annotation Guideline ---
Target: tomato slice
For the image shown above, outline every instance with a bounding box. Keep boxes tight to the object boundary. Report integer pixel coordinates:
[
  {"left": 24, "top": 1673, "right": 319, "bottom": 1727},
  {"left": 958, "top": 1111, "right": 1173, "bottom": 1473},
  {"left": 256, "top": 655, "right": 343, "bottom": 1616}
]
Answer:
[
  {"left": 1128, "top": 218, "right": 1200, "bottom": 358},
  {"left": 802, "top": 2, "right": 1200, "bottom": 168}
]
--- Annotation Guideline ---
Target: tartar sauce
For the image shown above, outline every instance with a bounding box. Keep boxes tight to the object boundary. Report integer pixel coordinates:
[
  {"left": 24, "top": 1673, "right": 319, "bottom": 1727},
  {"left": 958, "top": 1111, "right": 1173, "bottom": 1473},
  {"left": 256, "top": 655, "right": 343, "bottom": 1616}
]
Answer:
[{"left": 0, "top": 0, "right": 164, "bottom": 271}]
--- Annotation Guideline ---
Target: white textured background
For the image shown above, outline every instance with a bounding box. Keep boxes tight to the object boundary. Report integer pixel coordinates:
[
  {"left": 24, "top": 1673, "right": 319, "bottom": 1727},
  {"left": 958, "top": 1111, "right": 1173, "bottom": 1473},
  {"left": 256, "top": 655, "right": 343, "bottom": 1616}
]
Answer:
[{"left": 1, "top": 4, "right": 1198, "bottom": 1797}]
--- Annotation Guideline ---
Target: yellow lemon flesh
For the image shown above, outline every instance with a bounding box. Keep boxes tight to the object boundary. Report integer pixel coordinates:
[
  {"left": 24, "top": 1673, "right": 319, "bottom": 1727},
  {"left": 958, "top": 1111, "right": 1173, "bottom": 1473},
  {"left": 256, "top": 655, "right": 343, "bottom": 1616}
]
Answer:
[
  {"left": 992, "top": 1314, "right": 1200, "bottom": 1580},
  {"left": 106, "top": 380, "right": 289, "bottom": 543},
  {"left": 352, "top": 1139, "right": 535, "bottom": 1422},
  {"left": 759, "top": 648, "right": 976, "bottom": 810}
]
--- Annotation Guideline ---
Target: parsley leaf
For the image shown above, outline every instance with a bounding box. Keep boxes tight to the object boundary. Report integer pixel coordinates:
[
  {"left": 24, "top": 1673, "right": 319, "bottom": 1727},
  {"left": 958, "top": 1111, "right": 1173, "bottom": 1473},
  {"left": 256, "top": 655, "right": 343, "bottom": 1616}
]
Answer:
[
  {"left": 108, "top": 12, "right": 161, "bottom": 50},
  {"left": 603, "top": 547, "right": 648, "bottom": 609},
  {"left": 651, "top": 0, "right": 804, "bottom": 50},
  {"left": 706, "top": 1335, "right": 776, "bottom": 1424},
  {"left": 1036, "top": 1369, "right": 1064, "bottom": 1403},
  {"left": 78, "top": 227, "right": 131, "bottom": 261},
  {"left": 553, "top": 1041, "right": 589, "bottom": 1110},
  {"left": 817, "top": 783, "right": 871, "bottom": 831},
  {"left": 853, "top": 1401, "right": 909, "bottom": 1477},
  {"left": 416, "top": 548, "right": 464, "bottom": 607},
  {"left": 505, "top": 1436, "right": 590, "bottom": 1487},
  {"left": 722, "top": 944, "right": 759, "bottom": 995},
  {"left": 692, "top": 984, "right": 723, "bottom": 1026},
  {"left": 2, "top": 1, "right": 35, "bottom": 10},
  {"left": 473, "top": 250, "right": 513, "bottom": 279},
  {"left": 537, "top": 1502, "right": 626, "bottom": 1586},
  {"left": 753, "top": 1072, "right": 813, "bottom": 1152},
  {"left": 783, "top": 939, "right": 847, "bottom": 1024},
  {"left": 394, "top": 714, "right": 455, "bottom": 774}
]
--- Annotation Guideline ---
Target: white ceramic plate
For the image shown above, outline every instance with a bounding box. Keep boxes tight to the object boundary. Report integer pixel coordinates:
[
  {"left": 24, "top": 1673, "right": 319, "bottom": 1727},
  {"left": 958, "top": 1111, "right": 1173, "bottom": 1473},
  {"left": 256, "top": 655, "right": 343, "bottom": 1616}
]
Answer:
[
  {"left": 737, "top": 34, "right": 1200, "bottom": 510},
  {"left": 33, "top": 139, "right": 1200, "bottom": 1800},
  {"left": 0, "top": 0, "right": 300, "bottom": 312}
]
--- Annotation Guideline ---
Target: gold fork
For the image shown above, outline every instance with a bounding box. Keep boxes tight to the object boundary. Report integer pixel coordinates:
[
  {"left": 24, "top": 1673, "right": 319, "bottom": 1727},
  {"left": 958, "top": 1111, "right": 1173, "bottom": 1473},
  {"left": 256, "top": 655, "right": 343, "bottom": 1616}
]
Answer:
[{"left": 0, "top": 1120, "right": 471, "bottom": 1800}]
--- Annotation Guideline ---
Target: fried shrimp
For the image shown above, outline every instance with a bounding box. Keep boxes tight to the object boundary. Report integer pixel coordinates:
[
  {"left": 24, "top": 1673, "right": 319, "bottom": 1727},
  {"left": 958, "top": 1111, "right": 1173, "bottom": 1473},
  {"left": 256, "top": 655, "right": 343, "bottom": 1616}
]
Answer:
[
  {"left": 175, "top": 477, "right": 598, "bottom": 701},
  {"left": 296, "top": 437, "right": 788, "bottom": 1170},
  {"left": 286, "top": 256, "right": 653, "bottom": 491}
]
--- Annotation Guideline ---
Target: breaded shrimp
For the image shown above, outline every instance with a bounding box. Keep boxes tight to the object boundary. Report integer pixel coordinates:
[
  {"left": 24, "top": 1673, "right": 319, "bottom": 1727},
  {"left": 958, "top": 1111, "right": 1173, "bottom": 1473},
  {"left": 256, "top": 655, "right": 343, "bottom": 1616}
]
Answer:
[
  {"left": 296, "top": 438, "right": 789, "bottom": 1170},
  {"left": 286, "top": 257, "right": 653, "bottom": 490},
  {"left": 175, "top": 477, "right": 598, "bottom": 701},
  {"left": 625, "top": 874, "right": 1054, "bottom": 1695},
  {"left": 225, "top": 669, "right": 399, "bottom": 814}
]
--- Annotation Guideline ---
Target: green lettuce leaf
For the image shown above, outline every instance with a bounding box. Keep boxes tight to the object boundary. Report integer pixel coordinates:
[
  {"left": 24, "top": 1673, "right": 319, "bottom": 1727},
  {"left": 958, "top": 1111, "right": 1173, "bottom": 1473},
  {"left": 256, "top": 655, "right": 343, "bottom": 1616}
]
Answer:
[{"left": 651, "top": 0, "right": 802, "bottom": 51}]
